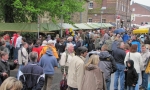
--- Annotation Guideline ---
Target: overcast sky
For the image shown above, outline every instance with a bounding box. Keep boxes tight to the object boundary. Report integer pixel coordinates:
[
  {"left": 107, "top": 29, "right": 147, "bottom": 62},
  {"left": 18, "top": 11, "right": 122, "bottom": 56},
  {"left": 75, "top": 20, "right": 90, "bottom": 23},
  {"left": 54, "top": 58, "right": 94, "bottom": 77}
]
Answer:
[{"left": 131, "top": 0, "right": 150, "bottom": 6}]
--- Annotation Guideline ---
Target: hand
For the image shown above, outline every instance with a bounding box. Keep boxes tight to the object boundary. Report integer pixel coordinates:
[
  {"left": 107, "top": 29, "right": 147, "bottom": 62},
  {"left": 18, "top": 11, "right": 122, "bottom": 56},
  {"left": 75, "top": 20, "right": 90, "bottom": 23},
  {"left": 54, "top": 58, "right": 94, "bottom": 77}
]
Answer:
[
  {"left": 14, "top": 60, "right": 18, "bottom": 64},
  {"left": 2, "top": 72, "right": 8, "bottom": 77},
  {"left": 124, "top": 69, "right": 128, "bottom": 71},
  {"left": 132, "top": 84, "right": 135, "bottom": 86},
  {"left": 63, "top": 73, "right": 66, "bottom": 77}
]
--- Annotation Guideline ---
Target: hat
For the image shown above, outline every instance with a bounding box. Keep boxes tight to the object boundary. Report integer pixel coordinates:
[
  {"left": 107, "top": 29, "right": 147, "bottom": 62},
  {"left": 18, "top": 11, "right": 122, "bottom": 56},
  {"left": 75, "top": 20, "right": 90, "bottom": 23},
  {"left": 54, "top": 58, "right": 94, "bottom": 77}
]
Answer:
[
  {"left": 48, "top": 40, "right": 54, "bottom": 44},
  {"left": 67, "top": 36, "right": 73, "bottom": 40},
  {"left": 42, "top": 40, "right": 47, "bottom": 46}
]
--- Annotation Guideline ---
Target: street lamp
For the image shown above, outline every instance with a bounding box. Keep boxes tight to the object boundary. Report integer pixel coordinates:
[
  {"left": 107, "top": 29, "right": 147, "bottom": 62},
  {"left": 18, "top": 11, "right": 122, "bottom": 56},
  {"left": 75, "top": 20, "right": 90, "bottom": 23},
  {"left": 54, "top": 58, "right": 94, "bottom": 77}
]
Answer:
[{"left": 101, "top": 7, "right": 106, "bottom": 28}]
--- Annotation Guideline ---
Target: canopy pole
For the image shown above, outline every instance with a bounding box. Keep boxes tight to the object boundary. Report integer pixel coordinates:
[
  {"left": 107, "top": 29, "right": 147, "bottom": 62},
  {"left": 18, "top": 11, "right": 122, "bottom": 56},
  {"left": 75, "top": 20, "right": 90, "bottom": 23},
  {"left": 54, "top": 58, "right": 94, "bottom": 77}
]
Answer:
[{"left": 37, "top": 15, "right": 40, "bottom": 38}]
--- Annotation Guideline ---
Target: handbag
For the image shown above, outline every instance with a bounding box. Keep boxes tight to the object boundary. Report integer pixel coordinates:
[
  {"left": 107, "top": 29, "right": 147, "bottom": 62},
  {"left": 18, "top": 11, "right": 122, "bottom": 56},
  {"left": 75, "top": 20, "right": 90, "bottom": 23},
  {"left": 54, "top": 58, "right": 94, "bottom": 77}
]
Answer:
[
  {"left": 61, "top": 52, "right": 69, "bottom": 74},
  {"left": 145, "top": 57, "right": 150, "bottom": 73},
  {"left": 60, "top": 74, "right": 68, "bottom": 90}
]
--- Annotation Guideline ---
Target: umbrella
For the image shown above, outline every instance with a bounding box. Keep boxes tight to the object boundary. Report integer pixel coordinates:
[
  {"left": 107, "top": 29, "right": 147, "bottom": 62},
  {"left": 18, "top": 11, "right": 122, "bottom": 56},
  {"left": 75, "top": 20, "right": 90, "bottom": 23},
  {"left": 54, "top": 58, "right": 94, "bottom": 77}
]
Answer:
[{"left": 114, "top": 28, "right": 125, "bottom": 34}]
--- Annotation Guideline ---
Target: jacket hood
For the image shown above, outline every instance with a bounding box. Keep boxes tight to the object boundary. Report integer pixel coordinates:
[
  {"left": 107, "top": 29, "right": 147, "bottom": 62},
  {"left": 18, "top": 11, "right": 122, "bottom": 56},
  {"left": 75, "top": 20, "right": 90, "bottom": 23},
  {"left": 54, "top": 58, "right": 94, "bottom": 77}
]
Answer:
[
  {"left": 99, "top": 51, "right": 111, "bottom": 59},
  {"left": 86, "top": 64, "right": 97, "bottom": 71},
  {"left": 127, "top": 60, "right": 134, "bottom": 69},
  {"left": 46, "top": 50, "right": 53, "bottom": 56}
]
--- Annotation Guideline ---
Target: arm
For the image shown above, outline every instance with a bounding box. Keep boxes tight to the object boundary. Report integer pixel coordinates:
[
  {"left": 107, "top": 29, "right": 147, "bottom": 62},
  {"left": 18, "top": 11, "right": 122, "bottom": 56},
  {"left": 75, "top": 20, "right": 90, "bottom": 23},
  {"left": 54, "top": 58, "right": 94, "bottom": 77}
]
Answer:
[
  {"left": 139, "top": 54, "right": 144, "bottom": 70},
  {"left": 133, "top": 69, "right": 138, "bottom": 85},
  {"left": 9, "top": 63, "right": 17, "bottom": 70},
  {"left": 124, "top": 53, "right": 129, "bottom": 66},
  {"left": 53, "top": 57, "right": 58, "bottom": 67},
  {"left": 77, "top": 62, "right": 84, "bottom": 90},
  {"left": 110, "top": 56, "right": 117, "bottom": 73},
  {"left": 22, "top": 48, "right": 28, "bottom": 65},
  {"left": 33, "top": 74, "right": 45, "bottom": 90}
]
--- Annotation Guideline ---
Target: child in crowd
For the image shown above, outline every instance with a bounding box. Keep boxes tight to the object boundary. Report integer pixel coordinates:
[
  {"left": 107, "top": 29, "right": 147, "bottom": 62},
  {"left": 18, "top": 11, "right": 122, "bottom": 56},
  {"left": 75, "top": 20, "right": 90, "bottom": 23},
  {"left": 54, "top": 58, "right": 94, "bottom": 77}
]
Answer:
[{"left": 126, "top": 60, "right": 138, "bottom": 90}]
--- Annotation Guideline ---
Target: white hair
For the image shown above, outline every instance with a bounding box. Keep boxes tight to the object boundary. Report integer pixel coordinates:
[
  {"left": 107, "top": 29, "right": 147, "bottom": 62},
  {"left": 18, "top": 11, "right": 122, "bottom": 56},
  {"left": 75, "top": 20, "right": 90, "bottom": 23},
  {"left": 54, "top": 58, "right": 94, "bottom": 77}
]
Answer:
[{"left": 66, "top": 43, "right": 74, "bottom": 50}]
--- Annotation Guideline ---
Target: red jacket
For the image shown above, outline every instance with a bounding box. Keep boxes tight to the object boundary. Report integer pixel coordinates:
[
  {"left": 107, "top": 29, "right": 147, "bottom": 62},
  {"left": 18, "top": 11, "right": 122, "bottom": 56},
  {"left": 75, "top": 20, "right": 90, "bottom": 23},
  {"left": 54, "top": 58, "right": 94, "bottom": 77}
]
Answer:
[{"left": 32, "top": 46, "right": 43, "bottom": 62}]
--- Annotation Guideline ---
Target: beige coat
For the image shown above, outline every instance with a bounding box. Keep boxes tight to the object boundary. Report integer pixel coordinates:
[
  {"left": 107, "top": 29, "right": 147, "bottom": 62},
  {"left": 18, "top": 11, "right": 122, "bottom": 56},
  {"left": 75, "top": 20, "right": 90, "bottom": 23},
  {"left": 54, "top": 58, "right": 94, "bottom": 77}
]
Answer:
[
  {"left": 18, "top": 47, "right": 28, "bottom": 65},
  {"left": 81, "top": 65, "right": 106, "bottom": 90},
  {"left": 67, "top": 56, "right": 85, "bottom": 90}
]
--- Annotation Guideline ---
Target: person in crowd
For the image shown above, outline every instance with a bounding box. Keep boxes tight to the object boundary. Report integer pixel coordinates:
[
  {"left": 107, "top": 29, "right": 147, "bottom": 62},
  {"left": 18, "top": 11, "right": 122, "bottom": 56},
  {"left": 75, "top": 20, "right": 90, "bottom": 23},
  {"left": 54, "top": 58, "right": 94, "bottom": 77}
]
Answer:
[
  {"left": 0, "top": 51, "right": 18, "bottom": 84},
  {"left": 81, "top": 55, "right": 106, "bottom": 90},
  {"left": 111, "top": 33, "right": 116, "bottom": 41},
  {"left": 12, "top": 33, "right": 18, "bottom": 60},
  {"left": 59, "top": 43, "right": 75, "bottom": 74},
  {"left": 0, "top": 41, "right": 9, "bottom": 54},
  {"left": 144, "top": 35, "right": 150, "bottom": 44},
  {"left": 67, "top": 46, "right": 88, "bottom": 90},
  {"left": 94, "top": 35, "right": 101, "bottom": 50},
  {"left": 131, "top": 35, "right": 141, "bottom": 52},
  {"left": 27, "top": 40, "right": 33, "bottom": 54},
  {"left": 122, "top": 33, "right": 130, "bottom": 43},
  {"left": 14, "top": 33, "right": 22, "bottom": 60},
  {"left": 46, "top": 35, "right": 51, "bottom": 41},
  {"left": 19, "top": 52, "right": 44, "bottom": 90},
  {"left": 40, "top": 40, "right": 59, "bottom": 59},
  {"left": 124, "top": 44, "right": 143, "bottom": 90},
  {"left": 0, "top": 77, "right": 23, "bottom": 90},
  {"left": 17, "top": 42, "right": 28, "bottom": 78},
  {"left": 74, "top": 36, "right": 81, "bottom": 52},
  {"left": 99, "top": 44, "right": 117, "bottom": 90},
  {"left": 116, "top": 34, "right": 123, "bottom": 42},
  {"left": 88, "top": 39, "right": 95, "bottom": 52},
  {"left": 111, "top": 37, "right": 120, "bottom": 52},
  {"left": 66, "top": 36, "right": 76, "bottom": 46},
  {"left": 140, "top": 44, "right": 150, "bottom": 90},
  {"left": 126, "top": 60, "right": 138, "bottom": 90},
  {"left": 113, "top": 42, "right": 126, "bottom": 90},
  {"left": 39, "top": 48, "right": 58, "bottom": 90},
  {"left": 32, "top": 40, "right": 44, "bottom": 62},
  {"left": 124, "top": 43, "right": 130, "bottom": 53},
  {"left": 105, "top": 36, "right": 113, "bottom": 54}
]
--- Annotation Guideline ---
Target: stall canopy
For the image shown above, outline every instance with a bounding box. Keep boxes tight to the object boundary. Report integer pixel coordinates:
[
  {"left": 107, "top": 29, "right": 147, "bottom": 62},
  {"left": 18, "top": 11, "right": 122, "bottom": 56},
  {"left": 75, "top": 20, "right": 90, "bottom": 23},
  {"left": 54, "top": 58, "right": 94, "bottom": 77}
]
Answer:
[
  {"left": 86, "top": 23, "right": 100, "bottom": 29},
  {"left": 74, "top": 23, "right": 93, "bottom": 30},
  {"left": 0, "top": 23, "right": 60, "bottom": 32},
  {"left": 58, "top": 23, "right": 78, "bottom": 30}
]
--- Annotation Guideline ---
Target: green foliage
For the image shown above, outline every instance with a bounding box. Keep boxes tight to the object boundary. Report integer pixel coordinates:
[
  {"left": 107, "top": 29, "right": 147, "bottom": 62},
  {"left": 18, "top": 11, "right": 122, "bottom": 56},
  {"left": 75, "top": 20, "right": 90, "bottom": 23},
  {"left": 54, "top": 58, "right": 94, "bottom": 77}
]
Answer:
[{"left": 0, "top": 0, "right": 85, "bottom": 23}]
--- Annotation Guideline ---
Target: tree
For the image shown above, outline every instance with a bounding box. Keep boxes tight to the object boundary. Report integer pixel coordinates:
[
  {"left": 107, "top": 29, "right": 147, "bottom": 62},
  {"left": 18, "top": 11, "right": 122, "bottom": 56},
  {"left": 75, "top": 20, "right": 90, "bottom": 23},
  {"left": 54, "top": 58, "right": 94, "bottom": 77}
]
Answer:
[{"left": 0, "top": 0, "right": 86, "bottom": 23}]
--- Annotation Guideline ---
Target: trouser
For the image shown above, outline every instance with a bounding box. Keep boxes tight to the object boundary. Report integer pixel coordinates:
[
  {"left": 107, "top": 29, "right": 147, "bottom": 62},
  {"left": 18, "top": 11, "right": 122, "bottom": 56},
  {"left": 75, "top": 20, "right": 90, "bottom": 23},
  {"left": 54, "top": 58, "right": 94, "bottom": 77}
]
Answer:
[
  {"left": 43, "top": 74, "right": 53, "bottom": 90},
  {"left": 13, "top": 47, "right": 20, "bottom": 60},
  {"left": 135, "top": 73, "right": 140, "bottom": 90},
  {"left": 68, "top": 86, "right": 78, "bottom": 90},
  {"left": 114, "top": 63, "right": 125, "bottom": 90},
  {"left": 106, "top": 78, "right": 111, "bottom": 90},
  {"left": 127, "top": 86, "right": 135, "bottom": 90},
  {"left": 141, "top": 71, "right": 148, "bottom": 90},
  {"left": 17, "top": 65, "right": 24, "bottom": 79}
]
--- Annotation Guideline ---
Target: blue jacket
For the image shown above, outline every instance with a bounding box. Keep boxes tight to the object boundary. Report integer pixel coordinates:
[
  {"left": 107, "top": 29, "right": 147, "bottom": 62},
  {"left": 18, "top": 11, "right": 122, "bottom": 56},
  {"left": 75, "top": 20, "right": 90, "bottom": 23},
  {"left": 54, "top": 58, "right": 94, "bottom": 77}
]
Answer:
[
  {"left": 131, "top": 40, "right": 141, "bottom": 52},
  {"left": 122, "top": 34, "right": 130, "bottom": 43},
  {"left": 111, "top": 40, "right": 119, "bottom": 51},
  {"left": 19, "top": 62, "right": 44, "bottom": 90},
  {"left": 39, "top": 50, "right": 58, "bottom": 75}
]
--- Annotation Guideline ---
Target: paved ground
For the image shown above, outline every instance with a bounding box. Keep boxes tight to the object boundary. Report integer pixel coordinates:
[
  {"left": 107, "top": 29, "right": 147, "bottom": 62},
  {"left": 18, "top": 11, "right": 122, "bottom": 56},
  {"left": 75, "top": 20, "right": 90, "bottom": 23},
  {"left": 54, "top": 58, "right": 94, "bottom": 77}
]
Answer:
[{"left": 10, "top": 65, "right": 142, "bottom": 90}]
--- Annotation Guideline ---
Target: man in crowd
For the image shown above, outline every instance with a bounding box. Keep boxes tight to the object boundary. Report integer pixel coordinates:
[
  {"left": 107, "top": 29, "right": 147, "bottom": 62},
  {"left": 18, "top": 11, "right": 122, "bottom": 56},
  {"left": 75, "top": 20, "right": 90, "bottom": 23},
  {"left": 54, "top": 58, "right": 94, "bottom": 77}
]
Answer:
[
  {"left": 67, "top": 46, "right": 88, "bottom": 90},
  {"left": 99, "top": 44, "right": 117, "bottom": 90},
  {"left": 140, "top": 44, "right": 150, "bottom": 90},
  {"left": 19, "top": 52, "right": 44, "bottom": 90},
  {"left": 113, "top": 42, "right": 126, "bottom": 90},
  {"left": 39, "top": 48, "right": 58, "bottom": 90},
  {"left": 131, "top": 35, "right": 141, "bottom": 52},
  {"left": 15, "top": 33, "right": 22, "bottom": 60}
]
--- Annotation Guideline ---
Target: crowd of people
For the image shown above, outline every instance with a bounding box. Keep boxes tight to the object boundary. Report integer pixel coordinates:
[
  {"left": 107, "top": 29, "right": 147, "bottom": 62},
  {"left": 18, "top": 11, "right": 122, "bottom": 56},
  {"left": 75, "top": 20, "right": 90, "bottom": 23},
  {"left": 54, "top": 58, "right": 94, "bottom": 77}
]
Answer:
[{"left": 0, "top": 29, "right": 149, "bottom": 90}]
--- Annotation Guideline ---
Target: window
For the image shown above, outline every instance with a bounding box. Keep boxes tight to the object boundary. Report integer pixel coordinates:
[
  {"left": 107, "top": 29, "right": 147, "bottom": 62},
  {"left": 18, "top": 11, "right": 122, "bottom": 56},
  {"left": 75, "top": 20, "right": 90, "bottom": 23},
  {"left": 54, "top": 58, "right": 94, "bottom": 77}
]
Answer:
[
  {"left": 89, "top": 2, "right": 93, "bottom": 9},
  {"left": 102, "top": 19, "right": 106, "bottom": 23},
  {"left": 88, "top": 19, "right": 92, "bottom": 22},
  {"left": 122, "top": 4, "right": 124, "bottom": 11},
  {"left": 132, "top": 8, "right": 135, "bottom": 11}
]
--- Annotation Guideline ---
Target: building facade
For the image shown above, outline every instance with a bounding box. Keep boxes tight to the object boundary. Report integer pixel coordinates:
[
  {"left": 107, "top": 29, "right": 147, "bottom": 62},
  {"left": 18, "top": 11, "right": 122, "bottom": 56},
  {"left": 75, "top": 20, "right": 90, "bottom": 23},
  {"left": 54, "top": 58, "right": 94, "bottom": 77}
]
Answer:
[
  {"left": 130, "top": 2, "right": 150, "bottom": 25},
  {"left": 88, "top": 0, "right": 131, "bottom": 28}
]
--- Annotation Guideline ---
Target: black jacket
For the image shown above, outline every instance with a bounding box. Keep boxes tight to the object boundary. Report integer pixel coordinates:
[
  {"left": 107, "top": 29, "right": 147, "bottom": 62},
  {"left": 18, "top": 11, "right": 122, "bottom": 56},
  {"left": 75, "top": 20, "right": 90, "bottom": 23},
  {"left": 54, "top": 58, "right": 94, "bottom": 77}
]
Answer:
[
  {"left": 0, "top": 60, "right": 17, "bottom": 84},
  {"left": 19, "top": 62, "right": 44, "bottom": 90},
  {"left": 113, "top": 47, "right": 126, "bottom": 65},
  {"left": 126, "top": 60, "right": 138, "bottom": 86}
]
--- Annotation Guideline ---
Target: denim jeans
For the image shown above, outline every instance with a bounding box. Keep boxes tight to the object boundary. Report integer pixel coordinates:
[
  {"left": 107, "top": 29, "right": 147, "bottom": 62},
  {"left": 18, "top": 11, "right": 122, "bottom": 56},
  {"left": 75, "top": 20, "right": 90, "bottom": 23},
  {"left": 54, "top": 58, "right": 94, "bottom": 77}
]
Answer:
[
  {"left": 106, "top": 77, "right": 111, "bottom": 90},
  {"left": 148, "top": 74, "right": 150, "bottom": 90},
  {"left": 127, "top": 86, "right": 135, "bottom": 90},
  {"left": 114, "top": 63, "right": 125, "bottom": 90},
  {"left": 135, "top": 73, "right": 140, "bottom": 90},
  {"left": 17, "top": 65, "right": 24, "bottom": 79},
  {"left": 13, "top": 47, "right": 20, "bottom": 60},
  {"left": 141, "top": 71, "right": 148, "bottom": 90}
]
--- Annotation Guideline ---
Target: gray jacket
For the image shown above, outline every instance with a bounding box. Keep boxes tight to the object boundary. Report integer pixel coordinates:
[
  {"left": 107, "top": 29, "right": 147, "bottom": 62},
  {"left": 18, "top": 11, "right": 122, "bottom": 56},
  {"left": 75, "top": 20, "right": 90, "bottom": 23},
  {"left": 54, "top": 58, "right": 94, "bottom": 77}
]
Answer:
[{"left": 98, "top": 51, "right": 117, "bottom": 81}]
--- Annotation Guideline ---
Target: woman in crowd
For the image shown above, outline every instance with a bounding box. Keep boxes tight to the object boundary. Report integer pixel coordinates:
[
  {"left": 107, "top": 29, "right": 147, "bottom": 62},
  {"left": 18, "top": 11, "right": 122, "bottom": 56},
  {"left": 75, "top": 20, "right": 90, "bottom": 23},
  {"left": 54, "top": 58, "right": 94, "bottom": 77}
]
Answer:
[
  {"left": 81, "top": 55, "right": 106, "bottom": 90},
  {"left": 0, "top": 77, "right": 22, "bottom": 90},
  {"left": 124, "top": 44, "right": 143, "bottom": 90}
]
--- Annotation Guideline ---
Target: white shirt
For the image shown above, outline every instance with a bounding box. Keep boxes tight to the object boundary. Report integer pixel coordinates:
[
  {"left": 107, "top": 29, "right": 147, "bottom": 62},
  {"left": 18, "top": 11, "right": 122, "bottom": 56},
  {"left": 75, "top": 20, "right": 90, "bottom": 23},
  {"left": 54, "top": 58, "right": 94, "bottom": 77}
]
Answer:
[{"left": 16, "top": 36, "right": 22, "bottom": 48}]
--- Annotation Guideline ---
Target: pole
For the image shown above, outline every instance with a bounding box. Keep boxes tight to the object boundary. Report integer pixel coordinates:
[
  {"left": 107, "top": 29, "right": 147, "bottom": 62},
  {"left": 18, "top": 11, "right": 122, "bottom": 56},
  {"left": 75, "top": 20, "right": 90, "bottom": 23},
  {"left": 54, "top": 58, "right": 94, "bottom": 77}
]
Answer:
[
  {"left": 37, "top": 15, "right": 40, "bottom": 38},
  {"left": 60, "top": 0, "right": 64, "bottom": 37},
  {"left": 101, "top": 11, "right": 103, "bottom": 28},
  {"left": 80, "top": 0, "right": 82, "bottom": 23}
]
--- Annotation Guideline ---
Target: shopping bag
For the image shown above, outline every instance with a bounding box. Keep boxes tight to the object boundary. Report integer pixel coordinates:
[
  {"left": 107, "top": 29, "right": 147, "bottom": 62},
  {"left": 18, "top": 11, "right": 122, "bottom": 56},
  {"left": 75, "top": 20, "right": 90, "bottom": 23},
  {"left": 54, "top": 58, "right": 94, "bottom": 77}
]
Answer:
[{"left": 60, "top": 76, "right": 68, "bottom": 90}]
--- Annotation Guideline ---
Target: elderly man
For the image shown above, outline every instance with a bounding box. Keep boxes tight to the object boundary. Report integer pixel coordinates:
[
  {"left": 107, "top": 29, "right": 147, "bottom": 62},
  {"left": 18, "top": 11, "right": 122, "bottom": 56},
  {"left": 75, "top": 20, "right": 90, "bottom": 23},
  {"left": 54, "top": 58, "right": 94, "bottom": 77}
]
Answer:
[
  {"left": 19, "top": 52, "right": 44, "bottom": 90},
  {"left": 59, "top": 43, "right": 75, "bottom": 74},
  {"left": 67, "top": 46, "right": 88, "bottom": 90}
]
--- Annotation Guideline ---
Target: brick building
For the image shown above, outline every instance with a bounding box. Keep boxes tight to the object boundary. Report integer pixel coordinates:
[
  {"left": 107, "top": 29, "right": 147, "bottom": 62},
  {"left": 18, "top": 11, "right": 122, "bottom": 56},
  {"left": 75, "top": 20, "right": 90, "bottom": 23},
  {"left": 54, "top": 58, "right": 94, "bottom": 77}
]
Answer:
[
  {"left": 88, "top": 0, "right": 131, "bottom": 28},
  {"left": 130, "top": 2, "right": 150, "bottom": 25}
]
